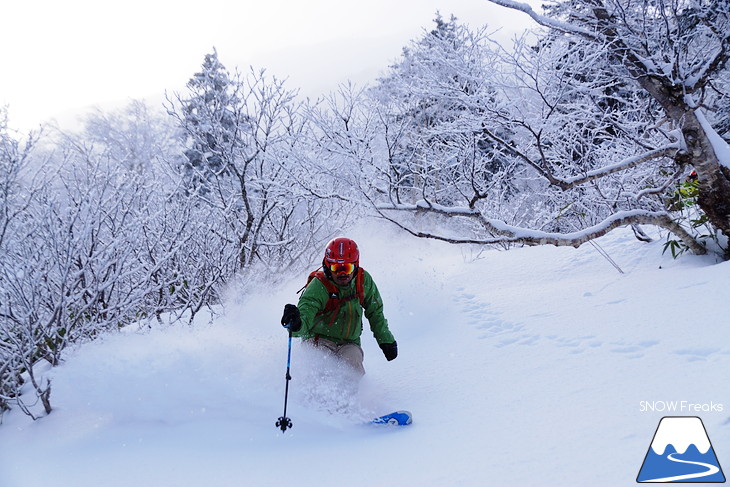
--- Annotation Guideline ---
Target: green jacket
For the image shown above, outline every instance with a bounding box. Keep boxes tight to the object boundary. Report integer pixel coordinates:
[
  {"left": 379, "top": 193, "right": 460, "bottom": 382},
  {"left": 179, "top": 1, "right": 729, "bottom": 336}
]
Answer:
[{"left": 294, "top": 269, "right": 394, "bottom": 346}]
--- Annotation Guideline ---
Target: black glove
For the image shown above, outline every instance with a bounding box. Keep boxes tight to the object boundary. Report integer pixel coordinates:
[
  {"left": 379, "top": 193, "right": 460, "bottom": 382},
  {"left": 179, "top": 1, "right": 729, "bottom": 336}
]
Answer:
[
  {"left": 379, "top": 341, "right": 398, "bottom": 361},
  {"left": 281, "top": 304, "right": 301, "bottom": 332}
]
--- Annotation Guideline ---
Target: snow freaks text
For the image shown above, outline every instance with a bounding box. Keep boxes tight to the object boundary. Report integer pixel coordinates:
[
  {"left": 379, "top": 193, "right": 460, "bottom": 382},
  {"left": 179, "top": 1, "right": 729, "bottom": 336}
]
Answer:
[{"left": 639, "top": 401, "right": 724, "bottom": 413}]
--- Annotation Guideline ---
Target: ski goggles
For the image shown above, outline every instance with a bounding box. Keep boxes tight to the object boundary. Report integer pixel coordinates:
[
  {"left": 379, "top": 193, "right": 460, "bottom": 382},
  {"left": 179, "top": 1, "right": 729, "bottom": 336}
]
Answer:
[{"left": 329, "top": 262, "right": 356, "bottom": 275}]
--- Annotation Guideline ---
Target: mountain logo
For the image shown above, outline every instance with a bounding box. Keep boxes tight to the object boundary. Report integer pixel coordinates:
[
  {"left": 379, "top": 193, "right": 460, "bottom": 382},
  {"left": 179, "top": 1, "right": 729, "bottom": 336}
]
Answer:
[{"left": 637, "top": 416, "right": 725, "bottom": 483}]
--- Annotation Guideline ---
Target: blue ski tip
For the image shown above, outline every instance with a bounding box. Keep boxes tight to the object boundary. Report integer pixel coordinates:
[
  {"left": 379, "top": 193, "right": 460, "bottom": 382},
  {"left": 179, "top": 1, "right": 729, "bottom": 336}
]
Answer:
[{"left": 371, "top": 410, "right": 412, "bottom": 426}]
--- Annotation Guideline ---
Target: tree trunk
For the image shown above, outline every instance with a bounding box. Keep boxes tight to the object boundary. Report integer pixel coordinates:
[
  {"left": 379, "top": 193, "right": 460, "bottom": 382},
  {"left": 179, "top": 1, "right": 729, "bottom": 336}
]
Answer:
[
  {"left": 650, "top": 80, "right": 730, "bottom": 249},
  {"left": 681, "top": 113, "right": 730, "bottom": 249}
]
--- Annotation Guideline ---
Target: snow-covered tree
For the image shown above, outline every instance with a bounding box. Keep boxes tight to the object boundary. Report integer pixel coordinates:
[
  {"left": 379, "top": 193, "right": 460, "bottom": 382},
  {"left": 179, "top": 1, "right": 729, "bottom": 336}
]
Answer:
[
  {"left": 175, "top": 49, "right": 239, "bottom": 195},
  {"left": 82, "top": 100, "right": 181, "bottom": 174},
  {"left": 299, "top": 83, "right": 381, "bottom": 210},
  {"left": 0, "top": 110, "right": 42, "bottom": 414},
  {"left": 1, "top": 106, "right": 216, "bottom": 417},
  {"left": 474, "top": 0, "right": 730, "bottom": 257},
  {"left": 1, "top": 149, "right": 165, "bottom": 417},
  {"left": 170, "top": 52, "right": 331, "bottom": 275},
  {"left": 370, "top": 15, "right": 516, "bottom": 210}
]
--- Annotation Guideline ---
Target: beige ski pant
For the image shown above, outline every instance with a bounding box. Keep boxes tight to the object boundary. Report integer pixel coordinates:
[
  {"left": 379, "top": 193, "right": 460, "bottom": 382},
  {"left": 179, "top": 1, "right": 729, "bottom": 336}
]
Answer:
[{"left": 304, "top": 336, "right": 365, "bottom": 377}]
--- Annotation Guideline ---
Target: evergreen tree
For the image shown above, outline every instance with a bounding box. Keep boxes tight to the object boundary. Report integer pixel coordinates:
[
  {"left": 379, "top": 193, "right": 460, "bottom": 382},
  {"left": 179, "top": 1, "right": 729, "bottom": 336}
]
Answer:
[{"left": 178, "top": 49, "right": 241, "bottom": 195}]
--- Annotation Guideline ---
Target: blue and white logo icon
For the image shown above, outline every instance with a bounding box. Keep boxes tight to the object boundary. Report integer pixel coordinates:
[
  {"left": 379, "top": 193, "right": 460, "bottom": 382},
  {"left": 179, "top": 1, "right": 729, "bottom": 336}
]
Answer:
[{"left": 637, "top": 416, "right": 725, "bottom": 483}]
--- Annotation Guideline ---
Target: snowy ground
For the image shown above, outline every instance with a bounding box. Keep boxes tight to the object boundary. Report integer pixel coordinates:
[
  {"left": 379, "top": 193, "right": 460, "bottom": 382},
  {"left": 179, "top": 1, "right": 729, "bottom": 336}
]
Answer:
[{"left": 1, "top": 223, "right": 729, "bottom": 486}]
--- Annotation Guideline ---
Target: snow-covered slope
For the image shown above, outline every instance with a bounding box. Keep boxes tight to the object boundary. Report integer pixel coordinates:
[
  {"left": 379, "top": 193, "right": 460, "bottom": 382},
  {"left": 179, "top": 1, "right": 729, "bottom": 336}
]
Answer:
[{"left": 1, "top": 224, "right": 728, "bottom": 486}]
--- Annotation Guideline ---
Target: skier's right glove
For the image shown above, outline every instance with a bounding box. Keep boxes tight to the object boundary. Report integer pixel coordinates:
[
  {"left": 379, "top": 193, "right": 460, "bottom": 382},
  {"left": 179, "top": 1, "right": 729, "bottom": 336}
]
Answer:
[{"left": 281, "top": 304, "right": 301, "bottom": 332}]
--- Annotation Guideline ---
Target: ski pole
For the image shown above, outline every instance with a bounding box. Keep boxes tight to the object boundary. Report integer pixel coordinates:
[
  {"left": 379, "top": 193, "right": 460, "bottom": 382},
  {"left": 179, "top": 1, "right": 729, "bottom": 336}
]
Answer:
[{"left": 276, "top": 328, "right": 293, "bottom": 432}]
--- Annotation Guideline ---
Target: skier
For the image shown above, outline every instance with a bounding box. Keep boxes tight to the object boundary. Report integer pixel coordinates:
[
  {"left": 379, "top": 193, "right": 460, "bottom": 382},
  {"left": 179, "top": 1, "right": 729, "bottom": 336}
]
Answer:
[{"left": 280, "top": 237, "right": 398, "bottom": 379}]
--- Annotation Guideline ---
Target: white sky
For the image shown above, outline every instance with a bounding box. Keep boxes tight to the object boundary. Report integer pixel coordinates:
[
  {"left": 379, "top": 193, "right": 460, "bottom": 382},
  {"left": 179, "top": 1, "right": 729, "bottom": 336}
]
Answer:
[{"left": 1, "top": 0, "right": 534, "bottom": 132}]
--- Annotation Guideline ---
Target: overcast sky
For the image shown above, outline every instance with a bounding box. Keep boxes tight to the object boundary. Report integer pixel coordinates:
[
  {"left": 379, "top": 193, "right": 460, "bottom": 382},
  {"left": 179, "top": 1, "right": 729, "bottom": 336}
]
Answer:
[{"left": 1, "top": 0, "right": 535, "bottom": 132}]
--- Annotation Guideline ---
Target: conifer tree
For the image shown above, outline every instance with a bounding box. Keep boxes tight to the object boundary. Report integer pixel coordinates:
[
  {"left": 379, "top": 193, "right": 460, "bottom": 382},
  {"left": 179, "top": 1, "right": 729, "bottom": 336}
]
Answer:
[{"left": 178, "top": 49, "right": 241, "bottom": 195}]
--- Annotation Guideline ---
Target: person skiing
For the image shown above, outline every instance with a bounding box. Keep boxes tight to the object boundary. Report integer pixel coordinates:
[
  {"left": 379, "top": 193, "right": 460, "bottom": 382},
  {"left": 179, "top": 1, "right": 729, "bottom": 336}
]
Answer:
[{"left": 280, "top": 237, "right": 397, "bottom": 378}]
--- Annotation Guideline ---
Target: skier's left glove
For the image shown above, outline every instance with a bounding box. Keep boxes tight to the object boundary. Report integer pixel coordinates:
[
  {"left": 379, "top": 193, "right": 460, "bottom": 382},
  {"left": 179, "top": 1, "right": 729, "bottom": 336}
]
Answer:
[
  {"left": 379, "top": 341, "right": 398, "bottom": 361},
  {"left": 281, "top": 304, "right": 301, "bottom": 332}
]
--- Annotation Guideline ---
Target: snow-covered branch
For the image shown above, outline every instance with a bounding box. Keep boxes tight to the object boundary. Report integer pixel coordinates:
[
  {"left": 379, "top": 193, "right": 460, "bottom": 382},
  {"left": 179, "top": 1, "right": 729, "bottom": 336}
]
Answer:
[
  {"left": 485, "top": 0, "right": 595, "bottom": 38},
  {"left": 377, "top": 204, "right": 706, "bottom": 255},
  {"left": 559, "top": 145, "right": 681, "bottom": 188}
]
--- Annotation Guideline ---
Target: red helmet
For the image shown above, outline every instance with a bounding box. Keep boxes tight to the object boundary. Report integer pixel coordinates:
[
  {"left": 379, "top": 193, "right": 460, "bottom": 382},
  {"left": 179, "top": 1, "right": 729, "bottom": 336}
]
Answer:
[{"left": 323, "top": 237, "right": 359, "bottom": 267}]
